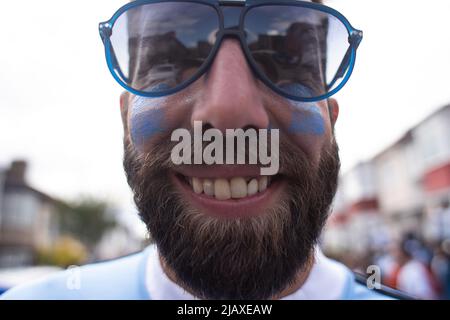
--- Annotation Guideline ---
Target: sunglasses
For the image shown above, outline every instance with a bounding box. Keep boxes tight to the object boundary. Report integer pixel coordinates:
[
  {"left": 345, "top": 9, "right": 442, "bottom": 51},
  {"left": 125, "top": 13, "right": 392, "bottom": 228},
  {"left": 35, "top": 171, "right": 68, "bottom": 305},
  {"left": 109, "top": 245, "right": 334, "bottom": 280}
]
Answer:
[{"left": 99, "top": 0, "right": 362, "bottom": 102}]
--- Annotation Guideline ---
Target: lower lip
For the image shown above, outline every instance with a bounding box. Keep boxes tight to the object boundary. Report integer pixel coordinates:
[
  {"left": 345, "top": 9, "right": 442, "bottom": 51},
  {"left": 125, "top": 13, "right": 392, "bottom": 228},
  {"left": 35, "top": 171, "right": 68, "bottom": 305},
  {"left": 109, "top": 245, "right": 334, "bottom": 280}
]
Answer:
[{"left": 171, "top": 173, "right": 286, "bottom": 219}]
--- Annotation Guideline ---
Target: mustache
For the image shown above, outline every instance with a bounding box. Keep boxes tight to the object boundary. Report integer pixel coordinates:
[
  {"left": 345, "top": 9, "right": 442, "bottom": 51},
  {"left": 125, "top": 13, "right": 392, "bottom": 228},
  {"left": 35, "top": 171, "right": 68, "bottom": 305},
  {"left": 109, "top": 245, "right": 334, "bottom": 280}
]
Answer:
[{"left": 124, "top": 128, "right": 320, "bottom": 181}]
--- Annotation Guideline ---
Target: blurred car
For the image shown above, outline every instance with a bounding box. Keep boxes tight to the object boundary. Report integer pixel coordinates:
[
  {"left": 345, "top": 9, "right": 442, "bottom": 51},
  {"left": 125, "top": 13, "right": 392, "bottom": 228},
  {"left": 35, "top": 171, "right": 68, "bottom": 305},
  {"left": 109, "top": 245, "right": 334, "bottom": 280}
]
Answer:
[{"left": 0, "top": 266, "right": 62, "bottom": 295}]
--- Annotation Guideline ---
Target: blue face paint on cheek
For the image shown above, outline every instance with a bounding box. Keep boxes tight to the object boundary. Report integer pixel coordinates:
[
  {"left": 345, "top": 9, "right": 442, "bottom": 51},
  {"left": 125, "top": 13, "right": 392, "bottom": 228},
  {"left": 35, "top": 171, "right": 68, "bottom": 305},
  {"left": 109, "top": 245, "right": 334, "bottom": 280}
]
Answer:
[
  {"left": 288, "top": 103, "right": 325, "bottom": 135},
  {"left": 280, "top": 83, "right": 326, "bottom": 136},
  {"left": 129, "top": 96, "right": 166, "bottom": 148}
]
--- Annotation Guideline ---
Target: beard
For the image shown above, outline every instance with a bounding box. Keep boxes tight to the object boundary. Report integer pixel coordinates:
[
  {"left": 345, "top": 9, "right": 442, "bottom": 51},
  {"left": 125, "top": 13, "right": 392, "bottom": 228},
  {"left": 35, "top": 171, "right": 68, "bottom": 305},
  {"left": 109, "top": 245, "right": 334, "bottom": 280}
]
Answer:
[{"left": 124, "top": 131, "right": 340, "bottom": 300}]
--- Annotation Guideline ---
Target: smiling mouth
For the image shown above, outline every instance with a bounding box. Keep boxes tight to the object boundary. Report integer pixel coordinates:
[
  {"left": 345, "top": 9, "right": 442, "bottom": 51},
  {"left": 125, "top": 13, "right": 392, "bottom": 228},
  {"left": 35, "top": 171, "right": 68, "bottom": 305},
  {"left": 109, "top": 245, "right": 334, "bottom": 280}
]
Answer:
[
  {"left": 171, "top": 167, "right": 285, "bottom": 218},
  {"left": 181, "top": 175, "right": 274, "bottom": 200}
]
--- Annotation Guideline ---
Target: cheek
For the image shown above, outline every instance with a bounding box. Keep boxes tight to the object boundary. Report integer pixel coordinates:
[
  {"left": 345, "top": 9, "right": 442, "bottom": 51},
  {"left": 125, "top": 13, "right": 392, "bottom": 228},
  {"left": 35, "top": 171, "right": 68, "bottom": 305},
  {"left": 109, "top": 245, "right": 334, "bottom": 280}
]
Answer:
[
  {"left": 288, "top": 102, "right": 326, "bottom": 136},
  {"left": 128, "top": 96, "right": 168, "bottom": 151},
  {"left": 271, "top": 100, "right": 330, "bottom": 164},
  {"left": 127, "top": 92, "right": 197, "bottom": 152}
]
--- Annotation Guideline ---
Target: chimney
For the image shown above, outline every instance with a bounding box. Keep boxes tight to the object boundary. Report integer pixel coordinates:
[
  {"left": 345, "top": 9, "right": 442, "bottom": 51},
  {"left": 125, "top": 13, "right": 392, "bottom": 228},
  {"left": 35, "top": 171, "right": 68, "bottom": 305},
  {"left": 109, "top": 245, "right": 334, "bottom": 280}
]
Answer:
[{"left": 7, "top": 160, "right": 28, "bottom": 185}]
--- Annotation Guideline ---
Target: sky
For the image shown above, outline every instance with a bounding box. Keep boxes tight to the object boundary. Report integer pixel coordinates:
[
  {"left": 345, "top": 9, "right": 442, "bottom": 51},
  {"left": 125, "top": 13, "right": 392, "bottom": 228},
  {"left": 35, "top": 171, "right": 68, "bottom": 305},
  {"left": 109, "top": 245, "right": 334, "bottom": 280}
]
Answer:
[{"left": 1, "top": 0, "right": 450, "bottom": 233}]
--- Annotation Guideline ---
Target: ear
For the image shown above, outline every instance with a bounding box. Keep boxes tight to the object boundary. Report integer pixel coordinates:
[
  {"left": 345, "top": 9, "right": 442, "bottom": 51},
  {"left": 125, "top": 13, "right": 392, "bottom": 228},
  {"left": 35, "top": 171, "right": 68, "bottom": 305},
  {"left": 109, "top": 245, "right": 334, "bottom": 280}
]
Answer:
[
  {"left": 120, "top": 91, "right": 130, "bottom": 131},
  {"left": 328, "top": 98, "right": 339, "bottom": 127}
]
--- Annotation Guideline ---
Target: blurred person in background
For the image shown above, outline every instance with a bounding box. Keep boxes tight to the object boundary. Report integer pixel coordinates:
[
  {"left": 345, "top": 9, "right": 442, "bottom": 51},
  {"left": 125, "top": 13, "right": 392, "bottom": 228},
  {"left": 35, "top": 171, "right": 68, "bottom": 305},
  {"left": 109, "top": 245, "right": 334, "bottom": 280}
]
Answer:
[
  {"left": 388, "top": 234, "right": 439, "bottom": 299},
  {"left": 431, "top": 242, "right": 450, "bottom": 299},
  {"left": 437, "top": 200, "right": 450, "bottom": 241},
  {"left": 373, "top": 248, "right": 397, "bottom": 286}
]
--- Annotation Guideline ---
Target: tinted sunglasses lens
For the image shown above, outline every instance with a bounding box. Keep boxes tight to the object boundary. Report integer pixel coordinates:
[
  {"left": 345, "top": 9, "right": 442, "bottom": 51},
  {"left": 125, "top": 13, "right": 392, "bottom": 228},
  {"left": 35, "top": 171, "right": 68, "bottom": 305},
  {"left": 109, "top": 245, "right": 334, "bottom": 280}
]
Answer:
[
  {"left": 244, "top": 5, "right": 350, "bottom": 99},
  {"left": 110, "top": 2, "right": 219, "bottom": 94}
]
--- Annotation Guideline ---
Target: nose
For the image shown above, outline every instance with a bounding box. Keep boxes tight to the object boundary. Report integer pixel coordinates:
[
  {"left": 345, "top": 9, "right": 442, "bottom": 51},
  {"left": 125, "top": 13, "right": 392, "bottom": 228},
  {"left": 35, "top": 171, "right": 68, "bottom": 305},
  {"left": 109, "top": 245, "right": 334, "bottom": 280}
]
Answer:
[{"left": 191, "top": 39, "right": 269, "bottom": 132}]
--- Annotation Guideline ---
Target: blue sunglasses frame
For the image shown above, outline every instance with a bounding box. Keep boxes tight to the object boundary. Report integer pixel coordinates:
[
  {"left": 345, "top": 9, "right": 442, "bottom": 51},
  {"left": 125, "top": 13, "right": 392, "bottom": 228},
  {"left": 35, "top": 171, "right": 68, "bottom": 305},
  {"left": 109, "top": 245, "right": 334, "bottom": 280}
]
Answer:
[{"left": 99, "top": 0, "right": 363, "bottom": 102}]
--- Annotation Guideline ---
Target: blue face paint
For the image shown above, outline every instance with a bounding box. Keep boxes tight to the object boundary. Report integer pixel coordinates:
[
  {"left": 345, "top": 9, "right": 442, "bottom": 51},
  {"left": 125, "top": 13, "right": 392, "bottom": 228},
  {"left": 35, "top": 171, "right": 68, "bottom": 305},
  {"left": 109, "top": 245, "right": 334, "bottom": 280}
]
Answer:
[
  {"left": 280, "top": 83, "right": 326, "bottom": 136},
  {"left": 130, "top": 95, "right": 166, "bottom": 148},
  {"left": 288, "top": 104, "right": 325, "bottom": 135}
]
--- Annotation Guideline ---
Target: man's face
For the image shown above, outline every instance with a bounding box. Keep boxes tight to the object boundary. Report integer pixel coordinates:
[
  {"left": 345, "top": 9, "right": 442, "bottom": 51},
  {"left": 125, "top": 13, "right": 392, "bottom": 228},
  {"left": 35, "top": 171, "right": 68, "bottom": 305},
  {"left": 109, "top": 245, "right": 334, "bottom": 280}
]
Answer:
[{"left": 121, "top": 37, "right": 340, "bottom": 299}]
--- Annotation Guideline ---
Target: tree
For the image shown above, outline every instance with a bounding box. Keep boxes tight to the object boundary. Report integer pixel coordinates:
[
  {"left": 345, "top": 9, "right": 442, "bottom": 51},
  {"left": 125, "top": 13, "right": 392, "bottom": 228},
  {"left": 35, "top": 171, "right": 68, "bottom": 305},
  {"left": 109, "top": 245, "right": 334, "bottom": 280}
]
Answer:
[
  {"left": 57, "top": 197, "right": 117, "bottom": 250},
  {"left": 37, "top": 236, "right": 88, "bottom": 268}
]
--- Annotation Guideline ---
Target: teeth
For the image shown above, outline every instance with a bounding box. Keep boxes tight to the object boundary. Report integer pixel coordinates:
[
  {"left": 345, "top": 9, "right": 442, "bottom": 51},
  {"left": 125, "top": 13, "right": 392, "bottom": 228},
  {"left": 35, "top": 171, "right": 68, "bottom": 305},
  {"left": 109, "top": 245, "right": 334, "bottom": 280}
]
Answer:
[
  {"left": 258, "top": 176, "right": 268, "bottom": 192},
  {"left": 192, "top": 177, "right": 203, "bottom": 194},
  {"left": 203, "top": 179, "right": 214, "bottom": 196},
  {"left": 214, "top": 179, "right": 231, "bottom": 200},
  {"left": 186, "top": 176, "right": 273, "bottom": 200},
  {"left": 247, "top": 179, "right": 258, "bottom": 196},
  {"left": 230, "top": 177, "right": 247, "bottom": 199}
]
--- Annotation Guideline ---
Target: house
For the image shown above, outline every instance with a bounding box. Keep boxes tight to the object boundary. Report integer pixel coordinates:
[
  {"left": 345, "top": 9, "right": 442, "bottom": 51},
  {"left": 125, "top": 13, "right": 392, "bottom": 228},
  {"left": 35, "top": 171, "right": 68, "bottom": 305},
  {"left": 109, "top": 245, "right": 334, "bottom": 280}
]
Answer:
[
  {"left": 324, "top": 104, "right": 450, "bottom": 254},
  {"left": 0, "top": 161, "right": 60, "bottom": 268}
]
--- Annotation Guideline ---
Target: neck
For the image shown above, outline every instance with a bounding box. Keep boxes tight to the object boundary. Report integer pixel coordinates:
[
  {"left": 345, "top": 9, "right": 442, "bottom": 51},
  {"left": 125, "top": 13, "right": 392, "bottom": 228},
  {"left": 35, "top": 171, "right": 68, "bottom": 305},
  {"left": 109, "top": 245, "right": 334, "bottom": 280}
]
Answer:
[{"left": 159, "top": 251, "right": 315, "bottom": 300}]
